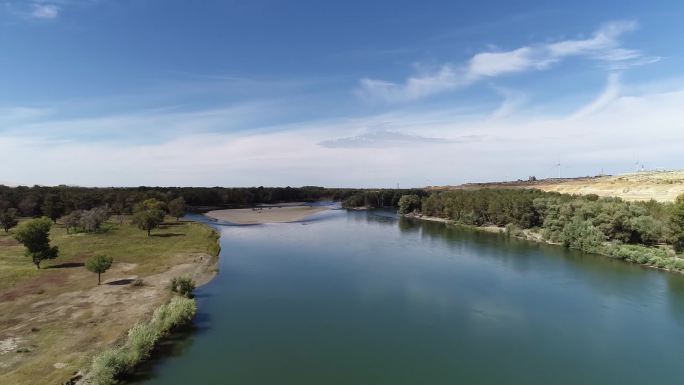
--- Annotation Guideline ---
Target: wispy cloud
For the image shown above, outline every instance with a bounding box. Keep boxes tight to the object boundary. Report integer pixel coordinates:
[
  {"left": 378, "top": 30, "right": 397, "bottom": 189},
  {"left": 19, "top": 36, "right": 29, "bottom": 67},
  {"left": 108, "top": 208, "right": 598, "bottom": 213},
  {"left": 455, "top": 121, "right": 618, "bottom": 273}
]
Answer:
[
  {"left": 2, "top": 80, "right": 684, "bottom": 187},
  {"left": 571, "top": 73, "right": 621, "bottom": 118},
  {"left": 319, "top": 129, "right": 453, "bottom": 148},
  {"left": 357, "top": 21, "right": 659, "bottom": 103},
  {"left": 30, "top": 3, "right": 59, "bottom": 19}
]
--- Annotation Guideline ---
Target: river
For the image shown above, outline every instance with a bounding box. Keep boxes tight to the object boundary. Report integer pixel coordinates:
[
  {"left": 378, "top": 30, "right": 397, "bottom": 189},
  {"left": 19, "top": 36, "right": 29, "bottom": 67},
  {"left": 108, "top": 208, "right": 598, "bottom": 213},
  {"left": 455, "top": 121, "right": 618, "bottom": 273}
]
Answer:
[{"left": 129, "top": 208, "right": 684, "bottom": 385}]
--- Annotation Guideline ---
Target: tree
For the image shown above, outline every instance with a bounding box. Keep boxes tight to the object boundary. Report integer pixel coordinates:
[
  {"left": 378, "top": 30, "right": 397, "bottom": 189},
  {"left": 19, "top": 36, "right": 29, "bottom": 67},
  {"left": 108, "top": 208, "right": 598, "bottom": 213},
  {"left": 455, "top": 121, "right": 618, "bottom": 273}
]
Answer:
[
  {"left": 18, "top": 195, "right": 39, "bottom": 217},
  {"left": 80, "top": 206, "right": 110, "bottom": 232},
  {"left": 131, "top": 207, "right": 165, "bottom": 236},
  {"left": 61, "top": 210, "right": 82, "bottom": 234},
  {"left": 398, "top": 194, "right": 422, "bottom": 215},
  {"left": 41, "top": 194, "right": 64, "bottom": 221},
  {"left": 168, "top": 197, "right": 186, "bottom": 221},
  {"left": 85, "top": 254, "right": 113, "bottom": 285},
  {"left": 670, "top": 195, "right": 684, "bottom": 252},
  {"left": 0, "top": 208, "right": 19, "bottom": 232},
  {"left": 13, "top": 217, "right": 59, "bottom": 269}
]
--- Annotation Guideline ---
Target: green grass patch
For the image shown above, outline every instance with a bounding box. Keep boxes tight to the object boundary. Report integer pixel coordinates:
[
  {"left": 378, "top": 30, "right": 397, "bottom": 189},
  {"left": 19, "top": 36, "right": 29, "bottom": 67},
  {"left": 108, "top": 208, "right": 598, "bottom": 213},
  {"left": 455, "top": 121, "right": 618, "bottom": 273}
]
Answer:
[{"left": 0, "top": 218, "right": 219, "bottom": 291}]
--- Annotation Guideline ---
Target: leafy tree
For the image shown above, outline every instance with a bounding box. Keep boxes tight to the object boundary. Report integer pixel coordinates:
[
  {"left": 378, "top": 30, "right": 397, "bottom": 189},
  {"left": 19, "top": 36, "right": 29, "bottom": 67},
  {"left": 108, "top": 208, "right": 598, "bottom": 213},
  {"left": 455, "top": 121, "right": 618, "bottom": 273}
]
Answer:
[
  {"left": 168, "top": 197, "right": 186, "bottom": 221},
  {"left": 18, "top": 195, "right": 40, "bottom": 217},
  {"left": 560, "top": 218, "right": 605, "bottom": 254},
  {"left": 13, "top": 217, "right": 59, "bottom": 269},
  {"left": 670, "top": 195, "right": 684, "bottom": 252},
  {"left": 398, "top": 194, "right": 421, "bottom": 215},
  {"left": 86, "top": 254, "right": 113, "bottom": 285},
  {"left": 629, "top": 215, "right": 663, "bottom": 245},
  {"left": 0, "top": 208, "right": 19, "bottom": 232},
  {"left": 132, "top": 199, "right": 164, "bottom": 237},
  {"left": 135, "top": 198, "right": 167, "bottom": 213},
  {"left": 41, "top": 194, "right": 64, "bottom": 221}
]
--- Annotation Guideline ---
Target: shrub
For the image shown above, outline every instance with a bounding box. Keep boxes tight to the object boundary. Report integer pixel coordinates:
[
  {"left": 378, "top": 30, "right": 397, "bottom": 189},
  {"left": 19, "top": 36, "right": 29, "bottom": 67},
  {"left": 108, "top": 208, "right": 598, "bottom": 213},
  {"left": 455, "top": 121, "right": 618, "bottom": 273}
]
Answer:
[
  {"left": 89, "top": 349, "right": 126, "bottom": 385},
  {"left": 152, "top": 296, "right": 197, "bottom": 332},
  {"left": 674, "top": 259, "right": 684, "bottom": 271},
  {"left": 654, "top": 258, "right": 668, "bottom": 269},
  {"left": 170, "top": 276, "right": 196, "bottom": 298},
  {"left": 85, "top": 297, "right": 196, "bottom": 385}
]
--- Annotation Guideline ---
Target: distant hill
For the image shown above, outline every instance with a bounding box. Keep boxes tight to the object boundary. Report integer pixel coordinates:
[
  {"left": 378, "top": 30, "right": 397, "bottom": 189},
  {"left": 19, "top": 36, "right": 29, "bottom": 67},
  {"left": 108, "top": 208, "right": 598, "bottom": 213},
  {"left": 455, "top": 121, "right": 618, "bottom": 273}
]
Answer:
[{"left": 429, "top": 171, "right": 684, "bottom": 202}]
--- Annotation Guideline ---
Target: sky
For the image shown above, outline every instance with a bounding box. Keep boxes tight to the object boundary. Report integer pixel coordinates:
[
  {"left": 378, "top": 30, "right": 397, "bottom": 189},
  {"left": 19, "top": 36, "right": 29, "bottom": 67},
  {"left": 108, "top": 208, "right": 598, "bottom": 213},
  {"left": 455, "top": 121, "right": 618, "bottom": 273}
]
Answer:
[{"left": 1, "top": 0, "right": 684, "bottom": 187}]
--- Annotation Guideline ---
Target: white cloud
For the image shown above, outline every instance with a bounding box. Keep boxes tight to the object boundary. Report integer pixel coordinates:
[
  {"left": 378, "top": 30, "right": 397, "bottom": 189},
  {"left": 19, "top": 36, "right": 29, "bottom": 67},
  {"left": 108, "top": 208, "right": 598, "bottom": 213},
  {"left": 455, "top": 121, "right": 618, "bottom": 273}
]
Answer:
[
  {"left": 571, "top": 73, "right": 621, "bottom": 118},
  {"left": 2, "top": 78, "right": 684, "bottom": 187},
  {"left": 357, "top": 66, "right": 461, "bottom": 103},
  {"left": 319, "top": 129, "right": 455, "bottom": 148},
  {"left": 30, "top": 3, "right": 59, "bottom": 19},
  {"left": 488, "top": 88, "right": 527, "bottom": 120},
  {"left": 358, "top": 21, "right": 659, "bottom": 103}
]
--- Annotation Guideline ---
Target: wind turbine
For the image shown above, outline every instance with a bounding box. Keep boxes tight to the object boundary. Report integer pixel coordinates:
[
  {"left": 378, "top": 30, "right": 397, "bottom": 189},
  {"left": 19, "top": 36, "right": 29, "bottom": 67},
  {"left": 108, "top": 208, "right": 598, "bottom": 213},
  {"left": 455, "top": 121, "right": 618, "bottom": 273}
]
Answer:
[{"left": 554, "top": 162, "right": 562, "bottom": 179}]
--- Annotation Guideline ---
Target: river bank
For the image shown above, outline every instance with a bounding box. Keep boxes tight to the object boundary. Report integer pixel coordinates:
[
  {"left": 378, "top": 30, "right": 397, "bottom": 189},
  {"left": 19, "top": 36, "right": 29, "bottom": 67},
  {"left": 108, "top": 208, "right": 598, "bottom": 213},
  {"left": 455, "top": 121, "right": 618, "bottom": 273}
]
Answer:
[
  {"left": 121, "top": 208, "right": 684, "bottom": 385},
  {"left": 0, "top": 219, "right": 220, "bottom": 385},
  {"left": 402, "top": 212, "right": 684, "bottom": 274}
]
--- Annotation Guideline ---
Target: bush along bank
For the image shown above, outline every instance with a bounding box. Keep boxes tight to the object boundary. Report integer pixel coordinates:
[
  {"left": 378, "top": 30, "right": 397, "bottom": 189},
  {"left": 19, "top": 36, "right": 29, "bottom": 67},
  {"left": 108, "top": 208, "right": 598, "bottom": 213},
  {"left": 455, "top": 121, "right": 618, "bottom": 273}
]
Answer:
[
  {"left": 84, "top": 296, "right": 197, "bottom": 385},
  {"left": 397, "top": 189, "right": 684, "bottom": 273}
]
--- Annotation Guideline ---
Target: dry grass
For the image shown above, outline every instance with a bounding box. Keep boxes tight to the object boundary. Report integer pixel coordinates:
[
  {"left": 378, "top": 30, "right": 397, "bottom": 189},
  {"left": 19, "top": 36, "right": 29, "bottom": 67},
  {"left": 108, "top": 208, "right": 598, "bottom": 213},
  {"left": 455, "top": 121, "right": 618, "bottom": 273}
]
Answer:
[
  {"left": 433, "top": 171, "right": 684, "bottom": 202},
  {"left": 535, "top": 171, "right": 684, "bottom": 202},
  {"left": 0, "top": 218, "right": 219, "bottom": 385}
]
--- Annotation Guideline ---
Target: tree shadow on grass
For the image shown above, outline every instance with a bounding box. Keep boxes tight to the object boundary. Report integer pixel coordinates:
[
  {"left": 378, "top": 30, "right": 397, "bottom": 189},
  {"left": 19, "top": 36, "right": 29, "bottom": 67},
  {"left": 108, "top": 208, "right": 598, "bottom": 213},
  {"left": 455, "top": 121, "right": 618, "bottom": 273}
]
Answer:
[
  {"left": 47, "top": 262, "right": 85, "bottom": 269},
  {"left": 106, "top": 278, "right": 136, "bottom": 286},
  {"left": 161, "top": 222, "right": 185, "bottom": 227},
  {"left": 151, "top": 233, "right": 186, "bottom": 238}
]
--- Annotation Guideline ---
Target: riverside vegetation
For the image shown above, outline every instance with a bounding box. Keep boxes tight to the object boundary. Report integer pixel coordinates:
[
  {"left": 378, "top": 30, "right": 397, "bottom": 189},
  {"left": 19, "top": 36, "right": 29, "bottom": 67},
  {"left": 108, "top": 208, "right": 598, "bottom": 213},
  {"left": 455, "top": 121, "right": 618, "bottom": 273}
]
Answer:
[
  {"left": 0, "top": 195, "right": 219, "bottom": 385},
  {"left": 422, "top": 190, "right": 684, "bottom": 270},
  {"left": 85, "top": 295, "right": 197, "bottom": 385},
  {"left": 345, "top": 189, "right": 684, "bottom": 271}
]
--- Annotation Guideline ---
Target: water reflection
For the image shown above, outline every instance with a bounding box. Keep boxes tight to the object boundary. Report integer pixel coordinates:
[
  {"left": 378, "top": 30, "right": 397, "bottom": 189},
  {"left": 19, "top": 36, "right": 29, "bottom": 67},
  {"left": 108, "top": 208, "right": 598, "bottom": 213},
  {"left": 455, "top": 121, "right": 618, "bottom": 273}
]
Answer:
[{"left": 131, "top": 207, "right": 684, "bottom": 385}]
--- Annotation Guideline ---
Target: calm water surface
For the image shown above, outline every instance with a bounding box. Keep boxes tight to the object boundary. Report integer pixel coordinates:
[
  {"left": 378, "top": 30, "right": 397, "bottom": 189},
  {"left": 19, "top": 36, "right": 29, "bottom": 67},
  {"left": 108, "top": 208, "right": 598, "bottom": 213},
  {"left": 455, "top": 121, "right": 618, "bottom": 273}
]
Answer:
[{"left": 130, "top": 209, "right": 684, "bottom": 385}]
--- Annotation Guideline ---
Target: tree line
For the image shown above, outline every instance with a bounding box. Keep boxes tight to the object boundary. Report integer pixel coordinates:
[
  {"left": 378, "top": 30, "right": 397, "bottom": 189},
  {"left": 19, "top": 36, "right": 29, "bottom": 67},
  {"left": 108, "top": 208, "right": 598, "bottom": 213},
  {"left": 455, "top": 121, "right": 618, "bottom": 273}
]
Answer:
[
  {"left": 341, "top": 189, "right": 429, "bottom": 209},
  {"left": 0, "top": 185, "right": 363, "bottom": 222},
  {"left": 397, "top": 189, "right": 684, "bottom": 270}
]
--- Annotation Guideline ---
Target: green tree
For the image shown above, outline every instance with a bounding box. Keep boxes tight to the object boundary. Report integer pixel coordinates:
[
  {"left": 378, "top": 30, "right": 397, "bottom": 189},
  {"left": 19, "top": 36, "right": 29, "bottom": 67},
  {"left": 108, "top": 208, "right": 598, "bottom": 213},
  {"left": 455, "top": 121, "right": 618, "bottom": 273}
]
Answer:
[
  {"left": 13, "top": 217, "right": 59, "bottom": 269},
  {"left": 398, "top": 194, "right": 422, "bottom": 215},
  {"left": 131, "top": 206, "right": 165, "bottom": 236},
  {"left": 670, "top": 195, "right": 684, "bottom": 252},
  {"left": 41, "top": 194, "right": 64, "bottom": 221},
  {"left": 168, "top": 197, "right": 186, "bottom": 221},
  {"left": 0, "top": 208, "right": 19, "bottom": 232},
  {"left": 86, "top": 254, "right": 113, "bottom": 285}
]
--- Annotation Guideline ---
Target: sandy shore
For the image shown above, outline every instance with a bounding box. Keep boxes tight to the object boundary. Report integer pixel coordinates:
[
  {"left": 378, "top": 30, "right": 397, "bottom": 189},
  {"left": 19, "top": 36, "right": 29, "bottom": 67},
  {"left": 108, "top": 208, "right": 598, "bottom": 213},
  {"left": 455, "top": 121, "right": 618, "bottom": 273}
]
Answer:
[{"left": 206, "top": 205, "right": 327, "bottom": 224}]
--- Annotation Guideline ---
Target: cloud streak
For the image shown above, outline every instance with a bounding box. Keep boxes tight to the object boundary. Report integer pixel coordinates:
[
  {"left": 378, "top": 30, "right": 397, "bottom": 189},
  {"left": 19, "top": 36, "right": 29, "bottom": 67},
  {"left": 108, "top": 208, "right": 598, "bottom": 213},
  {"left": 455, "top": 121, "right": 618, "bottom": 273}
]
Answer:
[
  {"left": 30, "top": 3, "right": 59, "bottom": 19},
  {"left": 319, "top": 129, "right": 453, "bottom": 148},
  {"left": 3, "top": 76, "right": 684, "bottom": 187},
  {"left": 358, "top": 21, "right": 659, "bottom": 103}
]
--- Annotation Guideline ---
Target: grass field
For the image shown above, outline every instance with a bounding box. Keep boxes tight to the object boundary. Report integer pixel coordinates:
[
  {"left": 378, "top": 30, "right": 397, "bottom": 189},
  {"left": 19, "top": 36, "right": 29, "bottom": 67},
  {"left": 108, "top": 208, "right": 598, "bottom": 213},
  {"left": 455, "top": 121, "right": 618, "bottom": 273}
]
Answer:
[{"left": 0, "top": 218, "right": 219, "bottom": 385}]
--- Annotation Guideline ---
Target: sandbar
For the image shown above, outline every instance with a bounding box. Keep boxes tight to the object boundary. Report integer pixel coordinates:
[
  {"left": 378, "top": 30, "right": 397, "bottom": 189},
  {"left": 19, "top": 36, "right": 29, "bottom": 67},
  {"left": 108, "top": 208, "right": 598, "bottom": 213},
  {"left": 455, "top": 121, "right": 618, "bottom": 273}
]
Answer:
[{"left": 206, "top": 205, "right": 327, "bottom": 224}]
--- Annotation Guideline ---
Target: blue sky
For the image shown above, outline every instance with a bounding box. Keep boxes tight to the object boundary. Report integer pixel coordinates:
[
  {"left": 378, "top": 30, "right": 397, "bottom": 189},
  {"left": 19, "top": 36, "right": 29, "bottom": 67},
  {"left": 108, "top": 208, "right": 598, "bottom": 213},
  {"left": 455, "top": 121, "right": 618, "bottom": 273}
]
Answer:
[{"left": 2, "top": 0, "right": 684, "bottom": 187}]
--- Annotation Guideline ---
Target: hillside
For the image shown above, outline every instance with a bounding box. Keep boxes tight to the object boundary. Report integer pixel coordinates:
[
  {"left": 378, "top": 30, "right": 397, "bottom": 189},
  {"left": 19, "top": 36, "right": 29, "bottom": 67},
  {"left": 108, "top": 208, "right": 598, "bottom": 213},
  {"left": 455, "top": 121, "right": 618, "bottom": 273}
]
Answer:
[{"left": 430, "top": 171, "right": 684, "bottom": 202}]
